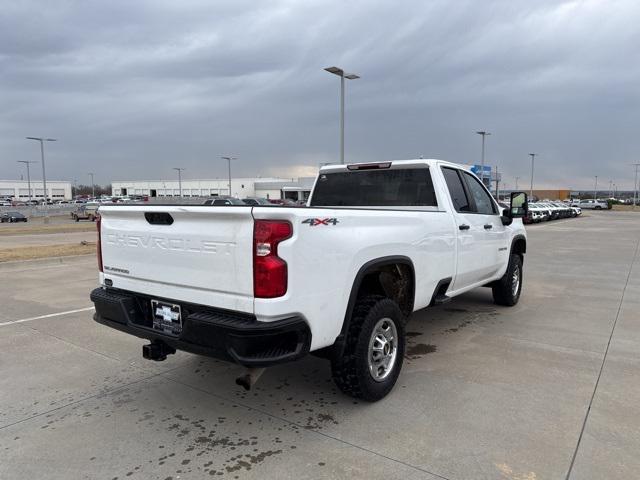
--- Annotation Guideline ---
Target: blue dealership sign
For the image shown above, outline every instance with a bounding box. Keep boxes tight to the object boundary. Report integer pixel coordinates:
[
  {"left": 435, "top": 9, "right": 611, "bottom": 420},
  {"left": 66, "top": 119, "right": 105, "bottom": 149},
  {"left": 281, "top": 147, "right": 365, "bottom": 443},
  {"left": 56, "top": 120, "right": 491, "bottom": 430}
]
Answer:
[{"left": 470, "top": 165, "right": 492, "bottom": 176}]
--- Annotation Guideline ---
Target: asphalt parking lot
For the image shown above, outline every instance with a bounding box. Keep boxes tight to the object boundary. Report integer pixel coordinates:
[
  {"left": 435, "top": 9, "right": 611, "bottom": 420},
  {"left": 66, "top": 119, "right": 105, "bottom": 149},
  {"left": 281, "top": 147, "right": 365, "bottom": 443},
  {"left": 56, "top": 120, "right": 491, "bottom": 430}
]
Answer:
[{"left": 1, "top": 212, "right": 638, "bottom": 480}]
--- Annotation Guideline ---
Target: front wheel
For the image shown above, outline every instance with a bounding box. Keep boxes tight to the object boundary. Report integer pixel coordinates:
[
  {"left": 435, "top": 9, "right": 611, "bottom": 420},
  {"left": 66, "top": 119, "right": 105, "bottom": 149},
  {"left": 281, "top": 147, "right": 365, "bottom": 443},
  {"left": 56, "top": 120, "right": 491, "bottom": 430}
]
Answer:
[
  {"left": 492, "top": 254, "right": 523, "bottom": 306},
  {"left": 331, "top": 295, "right": 406, "bottom": 401}
]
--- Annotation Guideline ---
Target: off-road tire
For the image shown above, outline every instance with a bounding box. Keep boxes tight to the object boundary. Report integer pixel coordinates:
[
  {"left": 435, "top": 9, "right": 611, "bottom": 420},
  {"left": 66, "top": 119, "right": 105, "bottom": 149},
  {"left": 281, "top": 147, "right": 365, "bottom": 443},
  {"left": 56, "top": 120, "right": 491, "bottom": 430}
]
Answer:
[
  {"left": 492, "top": 253, "right": 523, "bottom": 306},
  {"left": 331, "top": 295, "right": 405, "bottom": 402}
]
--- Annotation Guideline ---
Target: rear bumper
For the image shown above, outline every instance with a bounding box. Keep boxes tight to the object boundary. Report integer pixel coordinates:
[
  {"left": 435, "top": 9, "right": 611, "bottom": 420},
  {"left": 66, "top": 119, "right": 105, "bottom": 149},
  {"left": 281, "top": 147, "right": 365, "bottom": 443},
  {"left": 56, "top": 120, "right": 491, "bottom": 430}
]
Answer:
[{"left": 90, "top": 287, "right": 311, "bottom": 367}]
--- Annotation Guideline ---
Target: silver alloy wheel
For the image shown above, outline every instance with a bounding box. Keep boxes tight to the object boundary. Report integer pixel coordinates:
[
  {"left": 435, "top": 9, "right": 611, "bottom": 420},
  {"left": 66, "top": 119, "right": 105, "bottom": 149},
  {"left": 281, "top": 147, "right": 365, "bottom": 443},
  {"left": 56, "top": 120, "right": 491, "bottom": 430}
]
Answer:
[
  {"left": 512, "top": 265, "right": 521, "bottom": 296},
  {"left": 368, "top": 317, "right": 398, "bottom": 382}
]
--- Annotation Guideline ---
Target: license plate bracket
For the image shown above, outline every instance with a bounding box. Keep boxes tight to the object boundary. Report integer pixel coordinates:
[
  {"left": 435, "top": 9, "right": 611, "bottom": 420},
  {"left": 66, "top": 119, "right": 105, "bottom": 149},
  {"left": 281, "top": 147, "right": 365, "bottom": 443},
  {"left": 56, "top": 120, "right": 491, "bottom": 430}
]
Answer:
[{"left": 151, "top": 299, "right": 182, "bottom": 336}]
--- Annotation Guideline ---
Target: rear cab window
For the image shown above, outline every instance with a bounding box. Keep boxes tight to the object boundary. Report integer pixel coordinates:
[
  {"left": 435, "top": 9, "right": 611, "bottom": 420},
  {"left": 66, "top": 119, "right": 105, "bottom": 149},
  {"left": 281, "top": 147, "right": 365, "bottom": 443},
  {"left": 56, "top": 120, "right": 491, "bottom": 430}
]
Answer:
[
  {"left": 310, "top": 167, "right": 438, "bottom": 208},
  {"left": 441, "top": 167, "right": 472, "bottom": 212}
]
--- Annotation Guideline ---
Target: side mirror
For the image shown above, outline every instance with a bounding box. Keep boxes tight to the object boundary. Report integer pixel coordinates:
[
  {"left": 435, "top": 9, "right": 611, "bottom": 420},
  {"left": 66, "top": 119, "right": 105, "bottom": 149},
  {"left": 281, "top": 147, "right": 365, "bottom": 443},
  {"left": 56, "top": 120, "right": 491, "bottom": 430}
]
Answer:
[{"left": 509, "top": 191, "right": 528, "bottom": 218}]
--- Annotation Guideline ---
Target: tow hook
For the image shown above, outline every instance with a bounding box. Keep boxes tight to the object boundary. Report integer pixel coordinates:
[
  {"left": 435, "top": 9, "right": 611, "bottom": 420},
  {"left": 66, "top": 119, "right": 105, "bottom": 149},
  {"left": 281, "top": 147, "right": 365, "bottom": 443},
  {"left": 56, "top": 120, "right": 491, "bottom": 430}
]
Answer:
[
  {"left": 235, "top": 368, "right": 266, "bottom": 391},
  {"left": 142, "top": 341, "right": 176, "bottom": 361}
]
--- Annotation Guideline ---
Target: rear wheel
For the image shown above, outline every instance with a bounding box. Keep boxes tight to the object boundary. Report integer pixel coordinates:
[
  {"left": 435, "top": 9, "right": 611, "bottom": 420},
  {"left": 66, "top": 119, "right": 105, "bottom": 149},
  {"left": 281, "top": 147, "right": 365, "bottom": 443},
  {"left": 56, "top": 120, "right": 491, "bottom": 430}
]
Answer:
[
  {"left": 331, "top": 295, "right": 405, "bottom": 401},
  {"left": 492, "top": 254, "right": 523, "bottom": 306}
]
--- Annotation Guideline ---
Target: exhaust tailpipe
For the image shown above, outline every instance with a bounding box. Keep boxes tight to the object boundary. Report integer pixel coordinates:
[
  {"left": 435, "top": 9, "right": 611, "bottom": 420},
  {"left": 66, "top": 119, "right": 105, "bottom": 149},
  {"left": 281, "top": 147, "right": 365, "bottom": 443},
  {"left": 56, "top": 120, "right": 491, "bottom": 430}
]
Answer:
[{"left": 235, "top": 368, "right": 266, "bottom": 391}]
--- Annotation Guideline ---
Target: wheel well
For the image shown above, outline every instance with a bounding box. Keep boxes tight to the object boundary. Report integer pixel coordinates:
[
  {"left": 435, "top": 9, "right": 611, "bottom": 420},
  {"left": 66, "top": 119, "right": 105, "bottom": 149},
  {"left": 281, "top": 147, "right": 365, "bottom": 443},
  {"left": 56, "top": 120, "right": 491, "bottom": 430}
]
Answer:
[
  {"left": 355, "top": 262, "right": 414, "bottom": 316},
  {"left": 512, "top": 237, "right": 526, "bottom": 258},
  {"left": 315, "top": 257, "right": 416, "bottom": 362}
]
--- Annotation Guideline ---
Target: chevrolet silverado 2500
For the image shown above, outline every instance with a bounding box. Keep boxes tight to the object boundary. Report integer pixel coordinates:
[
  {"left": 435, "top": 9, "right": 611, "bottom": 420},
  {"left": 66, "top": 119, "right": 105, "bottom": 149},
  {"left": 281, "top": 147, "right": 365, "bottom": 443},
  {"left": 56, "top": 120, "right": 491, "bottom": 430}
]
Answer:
[{"left": 90, "top": 159, "right": 528, "bottom": 401}]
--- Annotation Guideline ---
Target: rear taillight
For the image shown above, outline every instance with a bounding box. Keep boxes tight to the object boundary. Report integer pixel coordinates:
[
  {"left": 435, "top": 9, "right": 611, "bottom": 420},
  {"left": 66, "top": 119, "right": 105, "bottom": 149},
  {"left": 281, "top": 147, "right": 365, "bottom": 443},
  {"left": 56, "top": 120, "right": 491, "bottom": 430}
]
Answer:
[
  {"left": 96, "top": 216, "right": 103, "bottom": 272},
  {"left": 253, "top": 220, "right": 292, "bottom": 298}
]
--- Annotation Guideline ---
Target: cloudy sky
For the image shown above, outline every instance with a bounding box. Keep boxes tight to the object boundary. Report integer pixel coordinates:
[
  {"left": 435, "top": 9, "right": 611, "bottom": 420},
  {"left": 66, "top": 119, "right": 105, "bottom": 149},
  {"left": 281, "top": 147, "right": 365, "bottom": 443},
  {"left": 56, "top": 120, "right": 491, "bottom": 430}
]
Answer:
[{"left": 2, "top": 0, "right": 639, "bottom": 190}]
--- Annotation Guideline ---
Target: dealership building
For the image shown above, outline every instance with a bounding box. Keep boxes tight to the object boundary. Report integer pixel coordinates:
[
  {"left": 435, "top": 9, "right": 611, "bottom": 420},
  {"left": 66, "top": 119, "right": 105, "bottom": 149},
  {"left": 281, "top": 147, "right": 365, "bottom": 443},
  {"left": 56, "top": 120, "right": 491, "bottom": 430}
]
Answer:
[
  {"left": 111, "top": 177, "right": 316, "bottom": 202},
  {"left": 0, "top": 180, "right": 72, "bottom": 201}
]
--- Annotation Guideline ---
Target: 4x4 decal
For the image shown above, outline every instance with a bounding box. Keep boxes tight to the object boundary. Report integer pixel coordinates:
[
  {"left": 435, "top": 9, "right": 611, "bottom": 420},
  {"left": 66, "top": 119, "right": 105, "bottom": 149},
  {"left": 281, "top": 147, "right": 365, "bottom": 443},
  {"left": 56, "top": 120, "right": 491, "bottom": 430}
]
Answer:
[{"left": 302, "top": 218, "right": 339, "bottom": 226}]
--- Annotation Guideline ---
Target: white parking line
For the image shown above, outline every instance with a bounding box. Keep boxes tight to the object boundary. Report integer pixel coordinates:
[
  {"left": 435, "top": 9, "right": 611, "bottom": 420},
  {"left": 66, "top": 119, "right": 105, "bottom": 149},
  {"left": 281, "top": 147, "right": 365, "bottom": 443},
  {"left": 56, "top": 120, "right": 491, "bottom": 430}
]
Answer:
[{"left": 0, "top": 306, "right": 95, "bottom": 327}]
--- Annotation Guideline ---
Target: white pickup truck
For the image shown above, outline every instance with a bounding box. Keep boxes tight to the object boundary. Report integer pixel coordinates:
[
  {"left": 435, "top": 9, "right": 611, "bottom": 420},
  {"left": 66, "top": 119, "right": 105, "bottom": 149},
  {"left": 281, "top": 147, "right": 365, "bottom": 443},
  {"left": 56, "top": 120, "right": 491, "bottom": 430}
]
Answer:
[{"left": 91, "top": 159, "right": 528, "bottom": 401}]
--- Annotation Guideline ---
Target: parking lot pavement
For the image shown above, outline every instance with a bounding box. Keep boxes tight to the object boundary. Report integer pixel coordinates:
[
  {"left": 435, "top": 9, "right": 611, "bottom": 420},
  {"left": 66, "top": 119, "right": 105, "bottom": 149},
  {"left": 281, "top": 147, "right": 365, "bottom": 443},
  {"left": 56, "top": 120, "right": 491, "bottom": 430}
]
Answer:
[{"left": 1, "top": 212, "right": 638, "bottom": 480}]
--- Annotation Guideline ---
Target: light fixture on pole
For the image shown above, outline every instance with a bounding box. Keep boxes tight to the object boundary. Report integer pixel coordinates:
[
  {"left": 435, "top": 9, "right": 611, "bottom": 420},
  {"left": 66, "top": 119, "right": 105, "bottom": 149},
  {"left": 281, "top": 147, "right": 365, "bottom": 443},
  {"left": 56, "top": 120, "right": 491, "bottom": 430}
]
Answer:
[
  {"left": 476, "top": 131, "right": 491, "bottom": 185},
  {"left": 17, "top": 160, "right": 37, "bottom": 202},
  {"left": 528, "top": 153, "right": 537, "bottom": 199},
  {"left": 324, "top": 67, "right": 360, "bottom": 164},
  {"left": 88, "top": 172, "right": 95, "bottom": 198},
  {"left": 26, "top": 137, "right": 56, "bottom": 204},
  {"left": 173, "top": 168, "right": 185, "bottom": 197},
  {"left": 221, "top": 156, "right": 237, "bottom": 196}
]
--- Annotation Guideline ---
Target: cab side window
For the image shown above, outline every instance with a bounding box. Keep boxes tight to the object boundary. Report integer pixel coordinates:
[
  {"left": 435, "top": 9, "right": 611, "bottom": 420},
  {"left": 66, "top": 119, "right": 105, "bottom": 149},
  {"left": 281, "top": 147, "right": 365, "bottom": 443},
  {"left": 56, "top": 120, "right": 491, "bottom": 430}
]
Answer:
[
  {"left": 442, "top": 167, "right": 472, "bottom": 212},
  {"left": 462, "top": 172, "right": 497, "bottom": 215}
]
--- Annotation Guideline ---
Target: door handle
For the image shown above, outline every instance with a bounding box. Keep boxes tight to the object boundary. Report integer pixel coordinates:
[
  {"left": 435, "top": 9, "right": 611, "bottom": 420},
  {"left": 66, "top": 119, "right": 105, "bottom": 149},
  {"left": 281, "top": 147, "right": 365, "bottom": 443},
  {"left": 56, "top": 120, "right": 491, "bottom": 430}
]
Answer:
[
  {"left": 484, "top": 224, "right": 493, "bottom": 229},
  {"left": 459, "top": 224, "right": 470, "bottom": 230}
]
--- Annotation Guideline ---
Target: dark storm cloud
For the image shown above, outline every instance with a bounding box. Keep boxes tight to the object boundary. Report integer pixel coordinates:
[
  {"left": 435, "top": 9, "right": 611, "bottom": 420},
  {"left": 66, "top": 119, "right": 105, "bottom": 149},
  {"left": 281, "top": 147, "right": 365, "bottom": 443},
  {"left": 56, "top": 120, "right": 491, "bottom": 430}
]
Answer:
[{"left": 1, "top": 0, "right": 639, "bottom": 189}]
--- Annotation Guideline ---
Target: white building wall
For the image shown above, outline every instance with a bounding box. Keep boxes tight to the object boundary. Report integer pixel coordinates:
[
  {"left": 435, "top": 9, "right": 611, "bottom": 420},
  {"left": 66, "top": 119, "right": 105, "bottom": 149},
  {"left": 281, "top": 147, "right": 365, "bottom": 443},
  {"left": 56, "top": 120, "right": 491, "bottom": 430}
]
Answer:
[
  {"left": 254, "top": 189, "right": 282, "bottom": 200},
  {"left": 111, "top": 178, "right": 291, "bottom": 199},
  {"left": 0, "top": 180, "right": 72, "bottom": 200}
]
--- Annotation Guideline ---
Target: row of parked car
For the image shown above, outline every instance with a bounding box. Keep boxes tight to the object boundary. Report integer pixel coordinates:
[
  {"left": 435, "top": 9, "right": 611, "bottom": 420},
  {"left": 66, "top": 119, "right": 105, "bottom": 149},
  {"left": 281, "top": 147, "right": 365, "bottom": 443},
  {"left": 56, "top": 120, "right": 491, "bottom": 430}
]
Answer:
[{"left": 523, "top": 202, "right": 582, "bottom": 224}]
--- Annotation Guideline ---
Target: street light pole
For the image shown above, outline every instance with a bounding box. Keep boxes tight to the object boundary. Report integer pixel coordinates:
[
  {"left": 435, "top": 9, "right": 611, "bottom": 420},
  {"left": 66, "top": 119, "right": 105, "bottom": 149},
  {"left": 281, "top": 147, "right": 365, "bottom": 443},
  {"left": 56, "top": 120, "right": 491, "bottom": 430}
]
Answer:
[
  {"left": 88, "top": 172, "right": 95, "bottom": 198},
  {"left": 529, "top": 153, "right": 537, "bottom": 199},
  {"left": 609, "top": 180, "right": 613, "bottom": 199},
  {"left": 173, "top": 168, "right": 185, "bottom": 197},
  {"left": 633, "top": 163, "right": 640, "bottom": 209},
  {"left": 515, "top": 176, "right": 520, "bottom": 190},
  {"left": 221, "top": 156, "right": 237, "bottom": 196},
  {"left": 594, "top": 176, "right": 598, "bottom": 200},
  {"left": 17, "top": 160, "right": 37, "bottom": 202},
  {"left": 26, "top": 137, "right": 56, "bottom": 204},
  {"left": 324, "top": 67, "right": 360, "bottom": 164},
  {"left": 476, "top": 131, "right": 491, "bottom": 185}
]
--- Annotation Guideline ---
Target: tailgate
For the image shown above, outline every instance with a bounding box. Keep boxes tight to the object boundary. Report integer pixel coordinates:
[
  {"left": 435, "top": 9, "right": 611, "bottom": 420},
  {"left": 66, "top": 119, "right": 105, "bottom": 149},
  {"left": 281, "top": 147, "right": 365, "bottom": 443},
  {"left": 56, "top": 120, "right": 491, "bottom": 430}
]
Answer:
[{"left": 99, "top": 205, "right": 254, "bottom": 312}]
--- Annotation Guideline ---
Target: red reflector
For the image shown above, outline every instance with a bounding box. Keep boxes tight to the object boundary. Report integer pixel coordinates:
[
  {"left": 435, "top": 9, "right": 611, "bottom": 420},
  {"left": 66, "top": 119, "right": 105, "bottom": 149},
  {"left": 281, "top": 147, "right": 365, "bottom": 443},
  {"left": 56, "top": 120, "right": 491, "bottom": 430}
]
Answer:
[
  {"left": 346, "top": 162, "right": 392, "bottom": 170},
  {"left": 253, "top": 220, "right": 292, "bottom": 298},
  {"left": 96, "top": 215, "right": 103, "bottom": 273}
]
